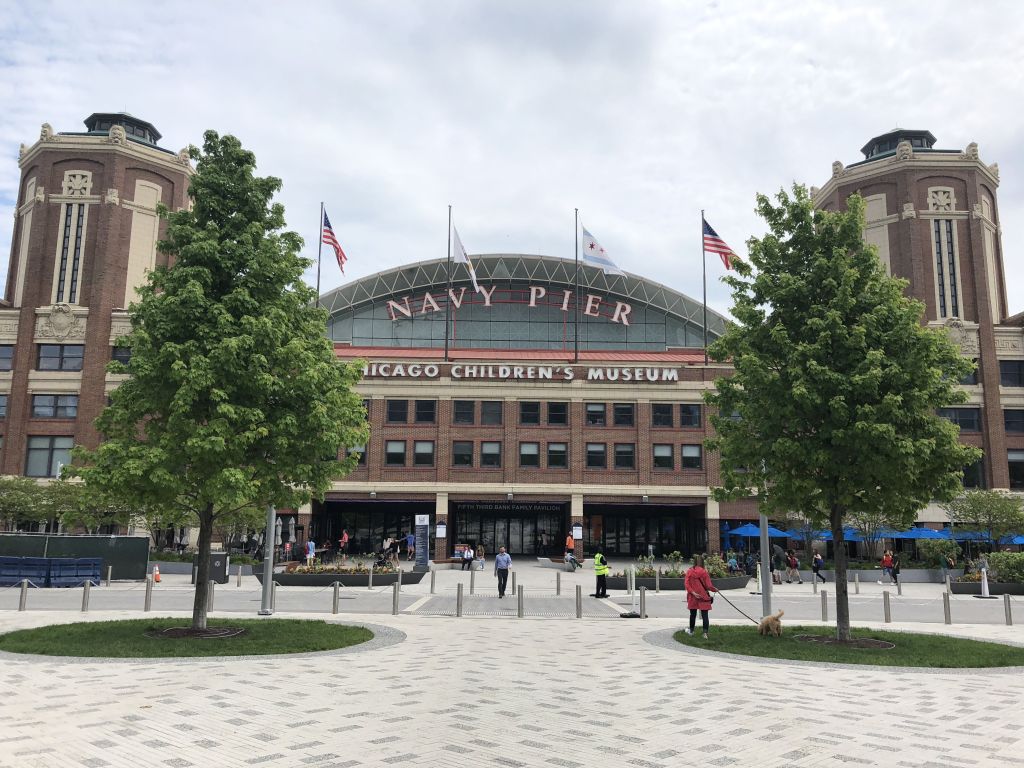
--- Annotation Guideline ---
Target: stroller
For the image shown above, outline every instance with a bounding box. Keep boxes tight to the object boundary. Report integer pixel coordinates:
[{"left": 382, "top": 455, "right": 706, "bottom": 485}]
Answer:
[{"left": 373, "top": 550, "right": 391, "bottom": 569}]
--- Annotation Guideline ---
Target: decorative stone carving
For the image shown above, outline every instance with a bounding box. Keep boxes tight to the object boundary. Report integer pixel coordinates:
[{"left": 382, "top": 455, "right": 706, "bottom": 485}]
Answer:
[
  {"left": 109, "top": 317, "right": 133, "bottom": 343},
  {"left": 0, "top": 319, "right": 20, "bottom": 340},
  {"left": 107, "top": 124, "right": 126, "bottom": 145},
  {"left": 831, "top": 161, "right": 844, "bottom": 177},
  {"left": 901, "top": 202, "right": 917, "bottom": 219},
  {"left": 62, "top": 171, "right": 93, "bottom": 197},
  {"left": 895, "top": 140, "right": 913, "bottom": 160},
  {"left": 927, "top": 188, "right": 954, "bottom": 212},
  {"left": 39, "top": 123, "right": 59, "bottom": 142},
  {"left": 19, "top": 143, "right": 26, "bottom": 160},
  {"left": 972, "top": 202, "right": 984, "bottom": 220},
  {"left": 962, "top": 142, "right": 979, "bottom": 161},
  {"left": 34, "top": 186, "right": 45, "bottom": 204},
  {"left": 38, "top": 304, "right": 85, "bottom": 341},
  {"left": 945, "top": 318, "right": 980, "bottom": 355},
  {"left": 995, "top": 336, "right": 1023, "bottom": 354},
  {"left": 809, "top": 186, "right": 820, "bottom": 197},
  {"left": 176, "top": 147, "right": 191, "bottom": 165},
  {"left": 989, "top": 163, "right": 999, "bottom": 180},
  {"left": 104, "top": 188, "right": 120, "bottom": 205}
]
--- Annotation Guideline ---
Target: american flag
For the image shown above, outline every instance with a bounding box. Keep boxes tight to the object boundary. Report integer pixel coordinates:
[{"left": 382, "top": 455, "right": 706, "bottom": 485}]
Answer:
[
  {"left": 702, "top": 218, "right": 737, "bottom": 270},
  {"left": 322, "top": 210, "right": 347, "bottom": 274}
]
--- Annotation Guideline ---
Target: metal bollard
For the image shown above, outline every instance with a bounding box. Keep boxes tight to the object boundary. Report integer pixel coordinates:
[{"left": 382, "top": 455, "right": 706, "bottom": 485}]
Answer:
[
  {"left": 208, "top": 580, "right": 215, "bottom": 612},
  {"left": 813, "top": 577, "right": 818, "bottom": 595},
  {"left": 392, "top": 581, "right": 400, "bottom": 615},
  {"left": 854, "top": 572, "right": 860, "bottom": 595},
  {"left": 1004, "top": 593, "right": 1013, "bottom": 626},
  {"left": 655, "top": 569, "right": 660, "bottom": 593},
  {"left": 18, "top": 579, "right": 28, "bottom": 611},
  {"left": 945, "top": 574, "right": 952, "bottom": 594},
  {"left": 397, "top": 569, "right": 402, "bottom": 593},
  {"left": 333, "top": 582, "right": 340, "bottom": 614},
  {"left": 511, "top": 571, "right": 517, "bottom": 596},
  {"left": 144, "top": 576, "right": 153, "bottom": 612},
  {"left": 629, "top": 566, "right": 635, "bottom": 596},
  {"left": 105, "top": 565, "right": 113, "bottom": 587},
  {"left": 943, "top": 591, "right": 951, "bottom": 624},
  {"left": 576, "top": 584, "right": 582, "bottom": 619},
  {"left": 883, "top": 590, "right": 891, "bottom": 623},
  {"left": 556, "top": 571, "right": 561, "bottom": 596},
  {"left": 271, "top": 581, "right": 277, "bottom": 612},
  {"left": 470, "top": 568, "right": 475, "bottom": 595},
  {"left": 236, "top": 565, "right": 242, "bottom": 587},
  {"left": 640, "top": 586, "right": 647, "bottom": 619},
  {"left": 430, "top": 569, "right": 436, "bottom": 594},
  {"left": 820, "top": 590, "right": 827, "bottom": 622},
  {"left": 456, "top": 583, "right": 464, "bottom": 617},
  {"left": 896, "top": 579, "right": 902, "bottom": 597},
  {"left": 81, "top": 581, "right": 91, "bottom": 612},
  {"left": 518, "top": 586, "right": 524, "bottom": 618},
  {"left": 368, "top": 564, "right": 374, "bottom": 590}
]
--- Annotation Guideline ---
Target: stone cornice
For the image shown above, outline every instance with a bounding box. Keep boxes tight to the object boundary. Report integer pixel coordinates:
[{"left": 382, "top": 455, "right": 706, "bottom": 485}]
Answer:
[{"left": 19, "top": 124, "right": 193, "bottom": 179}]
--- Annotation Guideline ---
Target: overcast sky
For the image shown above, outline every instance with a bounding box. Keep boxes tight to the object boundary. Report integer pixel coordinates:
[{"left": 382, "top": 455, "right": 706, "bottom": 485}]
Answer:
[{"left": 1, "top": 1, "right": 1022, "bottom": 319}]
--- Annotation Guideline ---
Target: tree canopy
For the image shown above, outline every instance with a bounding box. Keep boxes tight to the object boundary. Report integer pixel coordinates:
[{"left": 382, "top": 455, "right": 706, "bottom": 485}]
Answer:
[
  {"left": 705, "top": 186, "right": 980, "bottom": 639},
  {"left": 942, "top": 490, "right": 1024, "bottom": 549},
  {"left": 71, "top": 131, "right": 368, "bottom": 628}
]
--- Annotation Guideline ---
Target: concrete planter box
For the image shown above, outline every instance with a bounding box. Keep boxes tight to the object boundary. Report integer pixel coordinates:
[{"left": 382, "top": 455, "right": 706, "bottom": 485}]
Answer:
[
  {"left": 795, "top": 568, "right": 963, "bottom": 584},
  {"left": 603, "top": 575, "right": 750, "bottom": 591},
  {"left": 152, "top": 560, "right": 254, "bottom": 576},
  {"left": 254, "top": 571, "right": 424, "bottom": 587},
  {"left": 950, "top": 582, "right": 1024, "bottom": 596}
]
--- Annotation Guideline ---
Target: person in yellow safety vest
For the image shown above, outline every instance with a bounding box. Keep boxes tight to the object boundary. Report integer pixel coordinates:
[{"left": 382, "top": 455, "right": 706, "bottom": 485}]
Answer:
[{"left": 592, "top": 547, "right": 610, "bottom": 598}]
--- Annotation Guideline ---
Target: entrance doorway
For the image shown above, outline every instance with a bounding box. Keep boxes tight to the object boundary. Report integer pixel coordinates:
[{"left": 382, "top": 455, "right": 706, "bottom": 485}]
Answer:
[
  {"left": 584, "top": 503, "right": 706, "bottom": 557},
  {"left": 315, "top": 500, "right": 433, "bottom": 556},
  {"left": 451, "top": 501, "right": 568, "bottom": 557}
]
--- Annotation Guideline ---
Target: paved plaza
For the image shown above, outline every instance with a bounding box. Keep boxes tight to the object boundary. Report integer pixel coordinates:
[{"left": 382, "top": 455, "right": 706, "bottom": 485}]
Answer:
[{"left": 2, "top": 563, "right": 1023, "bottom": 767}]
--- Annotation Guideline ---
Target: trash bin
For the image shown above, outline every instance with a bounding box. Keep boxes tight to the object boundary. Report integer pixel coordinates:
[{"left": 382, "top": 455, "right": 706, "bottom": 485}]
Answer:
[{"left": 195, "top": 553, "right": 231, "bottom": 584}]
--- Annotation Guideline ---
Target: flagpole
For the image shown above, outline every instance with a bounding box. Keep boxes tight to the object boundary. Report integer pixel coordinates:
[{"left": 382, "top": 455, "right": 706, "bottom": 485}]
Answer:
[
  {"left": 316, "top": 202, "right": 324, "bottom": 308},
  {"left": 701, "top": 209, "right": 708, "bottom": 366},
  {"left": 574, "top": 208, "right": 580, "bottom": 364},
  {"left": 444, "top": 205, "right": 452, "bottom": 362}
]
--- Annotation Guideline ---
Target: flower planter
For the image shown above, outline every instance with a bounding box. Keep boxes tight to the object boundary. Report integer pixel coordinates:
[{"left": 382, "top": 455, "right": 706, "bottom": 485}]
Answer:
[
  {"left": 794, "top": 568, "right": 963, "bottom": 584},
  {"left": 603, "top": 575, "right": 750, "bottom": 591},
  {"left": 950, "top": 582, "right": 1024, "bottom": 596},
  {"left": 253, "top": 571, "right": 425, "bottom": 587}
]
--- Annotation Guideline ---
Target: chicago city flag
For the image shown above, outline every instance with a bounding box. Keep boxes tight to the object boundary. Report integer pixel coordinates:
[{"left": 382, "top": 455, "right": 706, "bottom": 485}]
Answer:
[
  {"left": 452, "top": 225, "right": 479, "bottom": 293},
  {"left": 580, "top": 223, "right": 625, "bottom": 276}
]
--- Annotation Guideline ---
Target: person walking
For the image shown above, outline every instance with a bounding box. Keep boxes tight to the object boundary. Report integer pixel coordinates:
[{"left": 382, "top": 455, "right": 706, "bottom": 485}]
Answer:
[
  {"left": 785, "top": 550, "right": 803, "bottom": 584},
  {"left": 338, "top": 529, "right": 349, "bottom": 565},
  {"left": 592, "top": 547, "right": 610, "bottom": 598},
  {"left": 811, "top": 550, "right": 826, "bottom": 583},
  {"left": 405, "top": 531, "right": 416, "bottom": 561},
  {"left": 461, "top": 544, "right": 475, "bottom": 571},
  {"left": 891, "top": 551, "right": 901, "bottom": 588},
  {"left": 878, "top": 550, "right": 894, "bottom": 584},
  {"left": 683, "top": 555, "right": 718, "bottom": 640},
  {"left": 494, "top": 546, "right": 512, "bottom": 598},
  {"left": 305, "top": 538, "right": 316, "bottom": 567}
]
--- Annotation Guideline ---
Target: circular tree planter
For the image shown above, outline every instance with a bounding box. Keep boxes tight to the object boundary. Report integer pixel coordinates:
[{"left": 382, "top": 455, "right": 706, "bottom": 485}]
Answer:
[{"left": 254, "top": 571, "right": 425, "bottom": 587}]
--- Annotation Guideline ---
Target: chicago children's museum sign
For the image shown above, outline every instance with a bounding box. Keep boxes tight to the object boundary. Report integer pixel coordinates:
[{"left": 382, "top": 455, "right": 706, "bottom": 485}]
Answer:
[{"left": 361, "top": 362, "right": 682, "bottom": 383}]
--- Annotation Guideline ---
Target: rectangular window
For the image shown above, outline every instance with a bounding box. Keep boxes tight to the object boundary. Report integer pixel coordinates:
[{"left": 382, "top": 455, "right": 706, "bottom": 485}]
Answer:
[
  {"left": 0, "top": 394, "right": 6, "bottom": 418},
  {"left": 25, "top": 436, "right": 74, "bottom": 478},
  {"left": 962, "top": 459, "right": 984, "bottom": 489},
  {"left": 31, "top": 394, "right": 79, "bottom": 418},
  {"left": 613, "top": 403, "right": 634, "bottom": 427},
  {"left": 386, "top": 399, "right": 408, "bottom": 423},
  {"left": 681, "top": 444, "right": 703, "bottom": 469},
  {"left": 547, "top": 442, "right": 568, "bottom": 468},
  {"left": 547, "top": 402, "right": 568, "bottom": 425},
  {"left": 938, "top": 407, "right": 981, "bottom": 432},
  {"left": 1005, "top": 409, "right": 1024, "bottom": 433},
  {"left": 933, "top": 219, "right": 959, "bottom": 319},
  {"left": 414, "top": 400, "right": 436, "bottom": 423},
  {"left": 37, "top": 344, "right": 84, "bottom": 371},
  {"left": 481, "top": 441, "right": 501, "bottom": 468},
  {"left": 348, "top": 444, "right": 366, "bottom": 465},
  {"left": 653, "top": 444, "right": 673, "bottom": 469},
  {"left": 452, "top": 441, "right": 473, "bottom": 467},
  {"left": 1009, "top": 450, "right": 1024, "bottom": 491},
  {"left": 586, "top": 442, "right": 606, "bottom": 468},
  {"left": 614, "top": 443, "right": 635, "bottom": 469},
  {"left": 519, "top": 442, "right": 540, "bottom": 467},
  {"left": 652, "top": 403, "right": 673, "bottom": 427},
  {"left": 679, "top": 404, "right": 702, "bottom": 428},
  {"left": 111, "top": 346, "right": 132, "bottom": 365},
  {"left": 586, "top": 403, "right": 606, "bottom": 426},
  {"left": 520, "top": 401, "right": 540, "bottom": 425},
  {"left": 481, "top": 401, "right": 503, "bottom": 425},
  {"left": 1001, "top": 360, "right": 1024, "bottom": 387},
  {"left": 385, "top": 440, "right": 406, "bottom": 466},
  {"left": 454, "top": 400, "right": 475, "bottom": 424},
  {"left": 959, "top": 361, "right": 978, "bottom": 386},
  {"left": 413, "top": 440, "right": 435, "bottom": 466},
  {"left": 0, "top": 345, "right": 14, "bottom": 371}
]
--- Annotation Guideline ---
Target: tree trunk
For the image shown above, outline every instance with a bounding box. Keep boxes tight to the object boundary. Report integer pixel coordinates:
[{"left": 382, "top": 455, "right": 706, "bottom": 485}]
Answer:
[
  {"left": 831, "top": 507, "right": 851, "bottom": 642},
  {"left": 191, "top": 504, "right": 215, "bottom": 630}
]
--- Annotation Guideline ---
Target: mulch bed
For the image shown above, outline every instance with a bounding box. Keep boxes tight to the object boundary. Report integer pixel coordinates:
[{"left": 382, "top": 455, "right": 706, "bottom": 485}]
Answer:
[
  {"left": 145, "top": 627, "right": 248, "bottom": 640},
  {"left": 794, "top": 634, "right": 895, "bottom": 650}
]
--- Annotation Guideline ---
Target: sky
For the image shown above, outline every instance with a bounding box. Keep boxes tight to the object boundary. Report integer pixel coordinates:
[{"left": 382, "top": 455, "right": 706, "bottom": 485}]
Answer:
[{"left": 1, "top": 0, "right": 1022, "bottom": 320}]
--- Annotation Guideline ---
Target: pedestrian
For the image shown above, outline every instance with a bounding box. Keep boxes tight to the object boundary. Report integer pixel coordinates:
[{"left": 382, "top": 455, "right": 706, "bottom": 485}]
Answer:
[
  {"left": 476, "top": 544, "right": 485, "bottom": 569},
  {"left": 461, "top": 544, "right": 475, "bottom": 571},
  {"left": 592, "top": 547, "right": 610, "bottom": 598},
  {"left": 683, "top": 555, "right": 718, "bottom": 640},
  {"left": 942, "top": 552, "right": 956, "bottom": 582},
  {"left": 771, "top": 545, "right": 784, "bottom": 585},
  {"left": 338, "top": 529, "right": 349, "bottom": 565},
  {"left": 305, "top": 538, "right": 316, "bottom": 567},
  {"left": 878, "top": 550, "right": 894, "bottom": 584},
  {"left": 405, "top": 531, "right": 416, "bottom": 561},
  {"left": 565, "top": 532, "right": 575, "bottom": 560},
  {"left": 812, "top": 549, "right": 826, "bottom": 583},
  {"left": 891, "top": 551, "right": 901, "bottom": 587},
  {"left": 494, "top": 546, "right": 512, "bottom": 598},
  {"left": 785, "top": 550, "right": 803, "bottom": 584},
  {"left": 389, "top": 537, "right": 401, "bottom": 566}
]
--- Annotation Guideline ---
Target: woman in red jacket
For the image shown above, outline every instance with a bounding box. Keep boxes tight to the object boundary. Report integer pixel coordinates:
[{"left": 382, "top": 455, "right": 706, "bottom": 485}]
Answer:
[{"left": 684, "top": 555, "right": 719, "bottom": 640}]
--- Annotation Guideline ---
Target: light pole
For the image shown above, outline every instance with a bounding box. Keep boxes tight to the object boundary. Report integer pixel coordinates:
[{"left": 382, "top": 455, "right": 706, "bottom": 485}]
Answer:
[{"left": 759, "top": 511, "right": 772, "bottom": 618}]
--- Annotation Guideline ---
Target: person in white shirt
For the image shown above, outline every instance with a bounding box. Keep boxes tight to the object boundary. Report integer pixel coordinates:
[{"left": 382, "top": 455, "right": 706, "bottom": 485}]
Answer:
[{"left": 461, "top": 545, "right": 475, "bottom": 571}]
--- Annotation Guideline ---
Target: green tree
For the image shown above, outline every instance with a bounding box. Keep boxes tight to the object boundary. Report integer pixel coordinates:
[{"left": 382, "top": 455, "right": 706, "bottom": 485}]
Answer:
[
  {"left": 0, "top": 476, "right": 44, "bottom": 531},
  {"left": 942, "top": 490, "right": 1024, "bottom": 551},
  {"left": 71, "top": 131, "right": 368, "bottom": 630},
  {"left": 705, "top": 186, "right": 980, "bottom": 641}
]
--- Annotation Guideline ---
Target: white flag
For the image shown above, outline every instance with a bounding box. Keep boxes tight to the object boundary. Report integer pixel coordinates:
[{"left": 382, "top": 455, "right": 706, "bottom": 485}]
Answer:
[
  {"left": 580, "top": 223, "right": 625, "bottom": 276},
  {"left": 452, "top": 225, "right": 480, "bottom": 292}
]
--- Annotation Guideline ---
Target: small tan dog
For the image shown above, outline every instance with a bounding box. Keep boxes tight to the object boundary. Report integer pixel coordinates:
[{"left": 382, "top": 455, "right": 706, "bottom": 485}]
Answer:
[{"left": 757, "top": 609, "right": 785, "bottom": 637}]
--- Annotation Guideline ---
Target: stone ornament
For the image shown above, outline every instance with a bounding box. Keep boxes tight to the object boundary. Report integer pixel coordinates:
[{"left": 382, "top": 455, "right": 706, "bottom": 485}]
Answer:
[
  {"left": 107, "top": 124, "right": 127, "bottom": 146},
  {"left": 831, "top": 160, "right": 844, "bottom": 177},
  {"left": 62, "top": 170, "right": 93, "bottom": 197},
  {"left": 34, "top": 186, "right": 46, "bottom": 204},
  {"left": 945, "top": 318, "right": 980, "bottom": 355},
  {"left": 994, "top": 335, "right": 1023, "bottom": 354},
  {"left": 895, "top": 140, "right": 913, "bottom": 161},
  {"left": 19, "top": 143, "right": 26, "bottom": 159},
  {"left": 927, "top": 189, "right": 954, "bottom": 212},
  {"left": 989, "top": 163, "right": 999, "bottom": 180},
  {"left": 901, "top": 202, "right": 917, "bottom": 219},
  {"left": 176, "top": 147, "right": 191, "bottom": 166},
  {"left": 972, "top": 203, "right": 984, "bottom": 220},
  {"left": 38, "top": 304, "right": 85, "bottom": 341},
  {"left": 105, "top": 188, "right": 120, "bottom": 205},
  {"left": 39, "top": 123, "right": 59, "bottom": 142},
  {"left": 962, "top": 142, "right": 980, "bottom": 161}
]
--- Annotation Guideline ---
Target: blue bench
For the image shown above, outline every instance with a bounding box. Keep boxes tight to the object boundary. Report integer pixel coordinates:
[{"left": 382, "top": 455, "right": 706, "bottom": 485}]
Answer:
[{"left": 0, "top": 556, "right": 102, "bottom": 587}]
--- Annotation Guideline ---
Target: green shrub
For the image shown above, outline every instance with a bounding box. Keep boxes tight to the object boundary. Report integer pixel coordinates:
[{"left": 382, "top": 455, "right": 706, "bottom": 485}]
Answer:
[
  {"left": 986, "top": 552, "right": 1024, "bottom": 583},
  {"left": 703, "top": 554, "right": 729, "bottom": 579},
  {"left": 917, "top": 539, "right": 961, "bottom": 568}
]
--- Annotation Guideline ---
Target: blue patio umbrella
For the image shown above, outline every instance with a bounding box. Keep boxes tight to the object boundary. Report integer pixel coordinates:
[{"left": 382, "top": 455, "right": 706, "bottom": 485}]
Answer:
[
  {"left": 951, "top": 530, "right": 989, "bottom": 541},
  {"left": 904, "top": 527, "right": 951, "bottom": 540},
  {"left": 728, "top": 522, "right": 788, "bottom": 538},
  {"left": 784, "top": 528, "right": 829, "bottom": 539},
  {"left": 1011, "top": 535, "right": 1024, "bottom": 546},
  {"left": 818, "top": 527, "right": 864, "bottom": 542}
]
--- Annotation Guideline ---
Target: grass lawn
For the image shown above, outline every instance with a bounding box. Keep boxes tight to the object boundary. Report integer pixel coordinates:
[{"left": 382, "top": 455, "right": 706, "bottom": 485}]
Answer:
[
  {"left": 673, "top": 625, "right": 1024, "bottom": 668},
  {"left": 0, "top": 619, "right": 373, "bottom": 658}
]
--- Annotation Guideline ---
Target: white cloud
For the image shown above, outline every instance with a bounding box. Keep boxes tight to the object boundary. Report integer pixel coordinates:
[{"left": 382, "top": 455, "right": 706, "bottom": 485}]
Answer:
[{"left": 1, "top": 0, "right": 1022, "bottom": 320}]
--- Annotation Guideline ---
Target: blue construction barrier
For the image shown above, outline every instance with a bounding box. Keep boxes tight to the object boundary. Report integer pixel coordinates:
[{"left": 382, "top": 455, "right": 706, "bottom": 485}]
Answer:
[{"left": 0, "top": 556, "right": 102, "bottom": 587}]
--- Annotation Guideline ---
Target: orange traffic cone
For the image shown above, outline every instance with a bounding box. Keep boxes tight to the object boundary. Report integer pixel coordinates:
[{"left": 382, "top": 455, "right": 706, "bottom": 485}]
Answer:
[{"left": 152, "top": 564, "right": 161, "bottom": 583}]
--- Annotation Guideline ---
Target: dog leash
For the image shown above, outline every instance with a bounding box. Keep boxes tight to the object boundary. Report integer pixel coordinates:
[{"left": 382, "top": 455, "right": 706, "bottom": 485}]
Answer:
[{"left": 711, "top": 589, "right": 761, "bottom": 625}]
